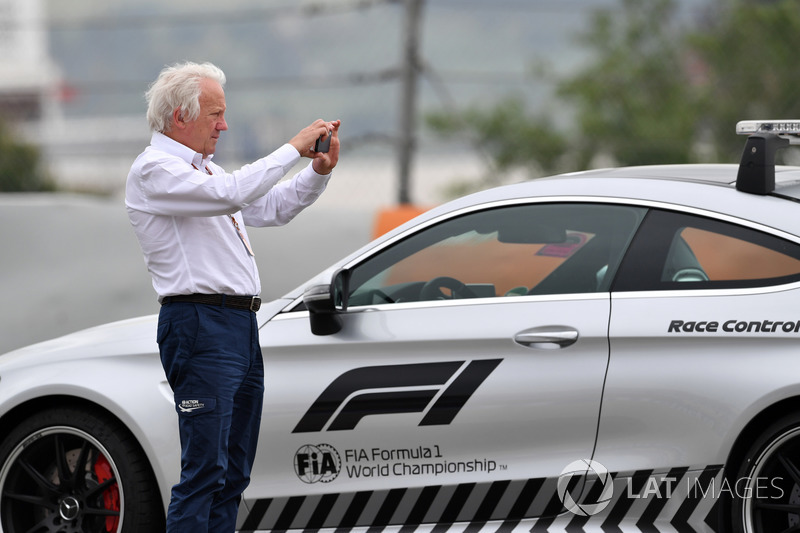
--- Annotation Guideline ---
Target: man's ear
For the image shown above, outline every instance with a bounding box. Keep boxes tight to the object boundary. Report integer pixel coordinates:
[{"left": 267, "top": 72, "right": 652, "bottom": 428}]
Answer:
[{"left": 172, "top": 108, "right": 186, "bottom": 129}]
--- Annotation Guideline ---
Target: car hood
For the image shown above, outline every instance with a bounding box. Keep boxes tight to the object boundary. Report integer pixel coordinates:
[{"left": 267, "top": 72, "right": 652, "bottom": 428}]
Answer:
[
  {"left": 0, "top": 314, "right": 161, "bottom": 370},
  {"left": 0, "top": 298, "right": 292, "bottom": 370}
]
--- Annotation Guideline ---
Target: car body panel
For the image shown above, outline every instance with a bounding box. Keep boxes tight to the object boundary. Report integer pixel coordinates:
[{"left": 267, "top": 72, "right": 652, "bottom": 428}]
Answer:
[
  {"left": 250, "top": 294, "right": 610, "bottom": 499},
  {"left": 600, "top": 283, "right": 800, "bottom": 472}
]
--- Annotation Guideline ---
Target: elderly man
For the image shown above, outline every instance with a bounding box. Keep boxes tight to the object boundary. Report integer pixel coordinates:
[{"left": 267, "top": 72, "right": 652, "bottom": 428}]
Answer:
[{"left": 125, "top": 61, "right": 340, "bottom": 532}]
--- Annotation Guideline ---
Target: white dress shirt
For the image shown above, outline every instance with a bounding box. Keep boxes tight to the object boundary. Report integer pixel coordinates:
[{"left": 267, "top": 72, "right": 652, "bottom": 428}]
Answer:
[{"left": 126, "top": 132, "right": 331, "bottom": 299}]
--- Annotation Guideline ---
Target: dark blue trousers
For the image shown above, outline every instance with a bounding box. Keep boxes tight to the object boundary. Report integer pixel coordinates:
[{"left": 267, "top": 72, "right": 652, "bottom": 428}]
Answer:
[{"left": 157, "top": 301, "right": 264, "bottom": 533}]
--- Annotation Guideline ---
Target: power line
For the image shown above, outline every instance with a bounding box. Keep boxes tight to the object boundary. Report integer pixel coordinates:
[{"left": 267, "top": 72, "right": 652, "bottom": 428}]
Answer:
[
  {"left": 47, "top": 0, "right": 394, "bottom": 31},
  {"left": 58, "top": 69, "right": 402, "bottom": 97},
  {"left": 428, "top": 0, "right": 618, "bottom": 11},
  {"left": 45, "top": 0, "right": 639, "bottom": 31},
  {"left": 58, "top": 68, "right": 534, "bottom": 97}
]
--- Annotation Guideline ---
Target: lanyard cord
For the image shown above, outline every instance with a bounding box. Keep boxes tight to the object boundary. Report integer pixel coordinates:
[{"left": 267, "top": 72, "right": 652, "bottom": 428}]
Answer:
[{"left": 192, "top": 163, "right": 255, "bottom": 256}]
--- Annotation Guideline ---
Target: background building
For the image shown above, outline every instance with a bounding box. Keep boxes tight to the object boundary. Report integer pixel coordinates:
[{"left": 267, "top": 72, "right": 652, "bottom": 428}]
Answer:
[{"left": 0, "top": 0, "right": 57, "bottom": 122}]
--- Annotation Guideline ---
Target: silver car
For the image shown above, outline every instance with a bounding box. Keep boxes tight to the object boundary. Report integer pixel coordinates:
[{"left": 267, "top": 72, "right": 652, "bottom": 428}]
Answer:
[{"left": 2, "top": 121, "right": 800, "bottom": 533}]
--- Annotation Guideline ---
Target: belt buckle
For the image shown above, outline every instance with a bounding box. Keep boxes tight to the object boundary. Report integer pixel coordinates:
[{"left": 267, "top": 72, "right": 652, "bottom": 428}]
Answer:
[{"left": 250, "top": 296, "right": 261, "bottom": 312}]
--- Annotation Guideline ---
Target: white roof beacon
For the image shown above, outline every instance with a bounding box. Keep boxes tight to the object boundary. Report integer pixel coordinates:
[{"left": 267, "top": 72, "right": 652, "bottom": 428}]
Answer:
[{"left": 735, "top": 120, "right": 800, "bottom": 195}]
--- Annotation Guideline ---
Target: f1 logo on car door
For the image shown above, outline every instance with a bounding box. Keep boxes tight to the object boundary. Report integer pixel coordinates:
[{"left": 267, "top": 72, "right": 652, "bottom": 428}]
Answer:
[{"left": 293, "top": 359, "right": 502, "bottom": 433}]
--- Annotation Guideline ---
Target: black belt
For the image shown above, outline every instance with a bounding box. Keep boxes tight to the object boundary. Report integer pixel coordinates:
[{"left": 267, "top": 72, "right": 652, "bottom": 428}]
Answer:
[{"left": 161, "top": 294, "right": 261, "bottom": 312}]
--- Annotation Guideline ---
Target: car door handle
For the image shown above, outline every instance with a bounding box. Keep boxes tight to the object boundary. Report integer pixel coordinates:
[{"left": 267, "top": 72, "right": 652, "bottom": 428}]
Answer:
[{"left": 514, "top": 326, "right": 579, "bottom": 349}]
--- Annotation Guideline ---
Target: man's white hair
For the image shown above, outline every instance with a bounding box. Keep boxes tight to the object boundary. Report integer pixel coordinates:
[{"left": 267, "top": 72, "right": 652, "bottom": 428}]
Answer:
[{"left": 145, "top": 62, "right": 226, "bottom": 133}]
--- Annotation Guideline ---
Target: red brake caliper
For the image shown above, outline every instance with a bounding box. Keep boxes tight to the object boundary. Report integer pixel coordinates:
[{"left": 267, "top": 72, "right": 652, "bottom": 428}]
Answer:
[{"left": 93, "top": 454, "right": 120, "bottom": 531}]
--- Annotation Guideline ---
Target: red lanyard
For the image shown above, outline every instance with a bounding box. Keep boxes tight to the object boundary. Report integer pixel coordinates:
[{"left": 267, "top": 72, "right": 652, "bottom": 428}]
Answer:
[{"left": 192, "top": 163, "right": 255, "bottom": 257}]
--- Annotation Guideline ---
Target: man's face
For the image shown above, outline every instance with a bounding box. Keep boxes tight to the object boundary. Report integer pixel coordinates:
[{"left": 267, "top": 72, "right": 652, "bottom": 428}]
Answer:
[{"left": 182, "top": 78, "right": 228, "bottom": 158}]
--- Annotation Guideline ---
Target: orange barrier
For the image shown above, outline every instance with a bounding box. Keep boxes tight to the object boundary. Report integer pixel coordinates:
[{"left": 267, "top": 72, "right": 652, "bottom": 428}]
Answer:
[{"left": 372, "top": 204, "right": 429, "bottom": 239}]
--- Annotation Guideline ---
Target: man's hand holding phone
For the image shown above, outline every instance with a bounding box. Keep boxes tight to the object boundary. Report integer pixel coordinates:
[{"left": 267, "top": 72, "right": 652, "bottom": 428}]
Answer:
[
  {"left": 289, "top": 119, "right": 340, "bottom": 160},
  {"left": 314, "top": 129, "right": 332, "bottom": 153},
  {"left": 311, "top": 120, "right": 340, "bottom": 175},
  {"left": 287, "top": 119, "right": 340, "bottom": 175}
]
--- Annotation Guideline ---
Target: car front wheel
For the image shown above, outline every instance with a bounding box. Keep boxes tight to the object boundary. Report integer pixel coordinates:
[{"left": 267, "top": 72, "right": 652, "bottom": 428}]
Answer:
[
  {"left": 732, "top": 412, "right": 800, "bottom": 533},
  {"left": 0, "top": 406, "right": 164, "bottom": 533}
]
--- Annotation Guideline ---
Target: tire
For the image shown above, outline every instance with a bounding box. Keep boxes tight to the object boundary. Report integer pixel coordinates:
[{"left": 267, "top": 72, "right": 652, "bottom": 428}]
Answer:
[
  {"left": 731, "top": 412, "right": 800, "bottom": 533},
  {"left": 0, "top": 406, "right": 165, "bottom": 533}
]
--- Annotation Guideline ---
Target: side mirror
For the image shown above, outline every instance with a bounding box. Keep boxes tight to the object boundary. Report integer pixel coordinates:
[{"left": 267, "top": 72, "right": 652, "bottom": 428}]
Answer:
[{"left": 303, "top": 269, "right": 349, "bottom": 336}]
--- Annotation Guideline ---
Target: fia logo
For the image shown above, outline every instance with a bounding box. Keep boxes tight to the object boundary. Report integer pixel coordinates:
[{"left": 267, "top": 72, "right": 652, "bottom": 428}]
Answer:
[{"left": 294, "top": 444, "right": 341, "bottom": 483}]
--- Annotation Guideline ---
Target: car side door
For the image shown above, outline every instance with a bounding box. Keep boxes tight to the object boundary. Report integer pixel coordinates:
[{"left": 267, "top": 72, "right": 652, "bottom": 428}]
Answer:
[
  {"left": 598, "top": 207, "right": 800, "bottom": 476},
  {"left": 239, "top": 201, "right": 646, "bottom": 532}
]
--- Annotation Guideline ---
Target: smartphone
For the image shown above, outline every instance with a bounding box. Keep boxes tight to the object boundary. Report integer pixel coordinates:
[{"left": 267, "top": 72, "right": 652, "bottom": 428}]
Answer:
[{"left": 314, "top": 130, "right": 332, "bottom": 153}]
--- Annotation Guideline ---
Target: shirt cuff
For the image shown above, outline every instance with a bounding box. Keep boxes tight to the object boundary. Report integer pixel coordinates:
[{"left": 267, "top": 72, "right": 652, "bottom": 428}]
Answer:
[
  {"left": 301, "top": 160, "right": 332, "bottom": 187},
  {"left": 274, "top": 143, "right": 303, "bottom": 167}
]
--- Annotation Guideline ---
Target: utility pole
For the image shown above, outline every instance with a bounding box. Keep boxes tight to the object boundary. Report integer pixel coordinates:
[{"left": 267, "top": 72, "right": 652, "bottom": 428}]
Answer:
[{"left": 396, "top": 0, "right": 423, "bottom": 205}]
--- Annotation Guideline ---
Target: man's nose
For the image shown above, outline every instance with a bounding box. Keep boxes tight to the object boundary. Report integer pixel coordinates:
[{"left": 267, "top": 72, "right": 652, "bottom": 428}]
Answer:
[{"left": 218, "top": 118, "right": 228, "bottom": 131}]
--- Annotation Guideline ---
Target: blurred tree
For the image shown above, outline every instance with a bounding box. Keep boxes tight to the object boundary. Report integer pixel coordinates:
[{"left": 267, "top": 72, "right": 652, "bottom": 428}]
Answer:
[
  {"left": 557, "top": 0, "right": 701, "bottom": 168},
  {"left": 427, "top": 97, "right": 567, "bottom": 182},
  {"left": 691, "top": 0, "right": 800, "bottom": 162},
  {"left": 0, "top": 120, "right": 54, "bottom": 192},
  {"left": 426, "top": 0, "right": 800, "bottom": 187}
]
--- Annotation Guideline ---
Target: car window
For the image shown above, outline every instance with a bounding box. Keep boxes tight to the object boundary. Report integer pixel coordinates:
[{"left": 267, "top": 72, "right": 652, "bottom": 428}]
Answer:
[
  {"left": 613, "top": 209, "right": 800, "bottom": 291},
  {"left": 346, "top": 203, "right": 646, "bottom": 306}
]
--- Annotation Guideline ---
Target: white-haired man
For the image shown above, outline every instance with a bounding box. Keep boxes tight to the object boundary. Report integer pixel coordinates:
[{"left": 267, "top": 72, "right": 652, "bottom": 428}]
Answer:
[{"left": 125, "top": 61, "right": 340, "bottom": 532}]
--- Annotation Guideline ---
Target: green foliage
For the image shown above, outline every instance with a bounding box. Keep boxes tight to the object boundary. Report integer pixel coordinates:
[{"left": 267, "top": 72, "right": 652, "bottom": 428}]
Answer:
[
  {"left": 558, "top": 0, "right": 701, "bottom": 167},
  {"left": 427, "top": 98, "right": 567, "bottom": 180},
  {"left": 426, "top": 0, "right": 800, "bottom": 184},
  {"left": 691, "top": 0, "right": 800, "bottom": 162},
  {"left": 0, "top": 121, "right": 54, "bottom": 192}
]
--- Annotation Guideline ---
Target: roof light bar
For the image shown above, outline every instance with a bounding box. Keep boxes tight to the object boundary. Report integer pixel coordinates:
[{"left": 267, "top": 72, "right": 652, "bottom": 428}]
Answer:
[
  {"left": 737, "top": 120, "right": 800, "bottom": 144},
  {"left": 734, "top": 120, "right": 799, "bottom": 195}
]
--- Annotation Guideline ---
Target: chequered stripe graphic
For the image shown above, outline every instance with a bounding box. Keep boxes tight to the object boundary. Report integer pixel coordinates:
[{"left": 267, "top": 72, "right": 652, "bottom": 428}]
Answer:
[{"left": 237, "top": 465, "right": 724, "bottom": 533}]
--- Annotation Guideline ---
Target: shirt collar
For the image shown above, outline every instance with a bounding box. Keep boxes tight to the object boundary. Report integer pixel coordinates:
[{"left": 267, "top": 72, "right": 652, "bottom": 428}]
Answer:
[{"left": 150, "top": 131, "right": 215, "bottom": 168}]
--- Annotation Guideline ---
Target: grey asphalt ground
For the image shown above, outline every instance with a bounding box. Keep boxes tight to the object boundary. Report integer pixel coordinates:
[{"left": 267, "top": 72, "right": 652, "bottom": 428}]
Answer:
[{"left": 0, "top": 193, "right": 373, "bottom": 355}]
